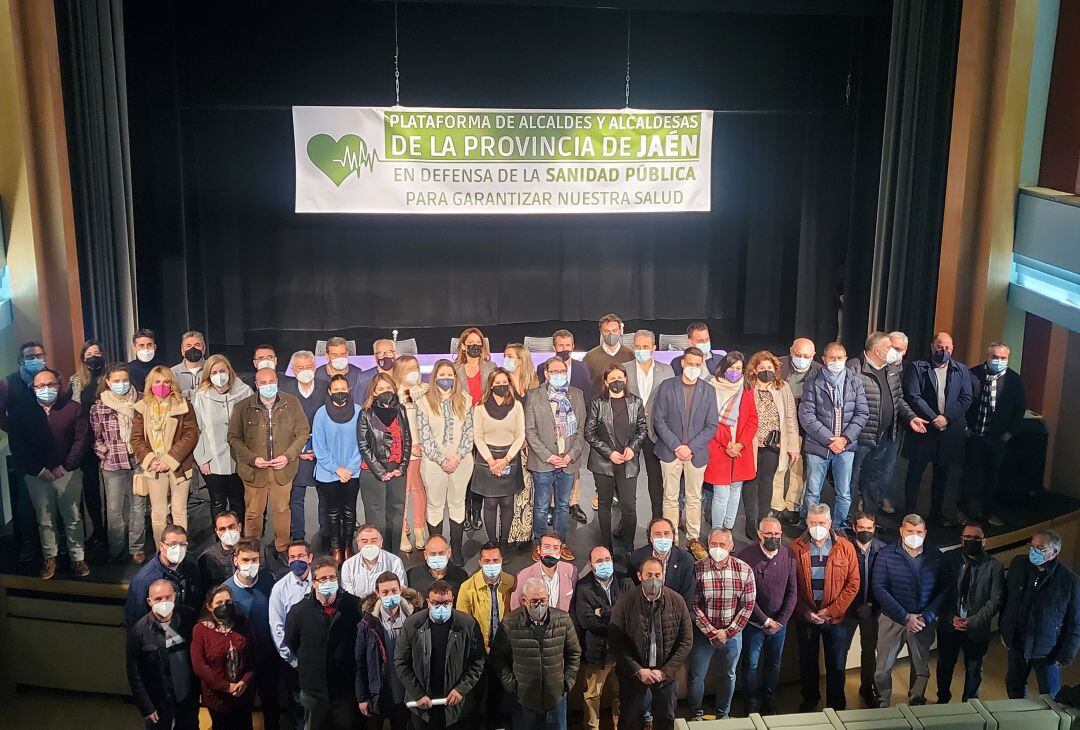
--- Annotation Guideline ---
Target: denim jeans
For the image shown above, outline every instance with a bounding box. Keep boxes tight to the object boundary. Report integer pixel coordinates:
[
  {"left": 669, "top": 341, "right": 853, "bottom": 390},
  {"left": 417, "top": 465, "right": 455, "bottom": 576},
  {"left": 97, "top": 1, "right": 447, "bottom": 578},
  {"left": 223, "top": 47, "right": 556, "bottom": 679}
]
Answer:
[
  {"left": 102, "top": 469, "right": 148, "bottom": 559},
  {"left": 289, "top": 483, "right": 309, "bottom": 540},
  {"left": 531, "top": 468, "right": 573, "bottom": 541},
  {"left": 796, "top": 619, "right": 854, "bottom": 709},
  {"left": 511, "top": 697, "right": 566, "bottom": 730},
  {"left": 710, "top": 482, "right": 743, "bottom": 530},
  {"left": 687, "top": 629, "right": 743, "bottom": 718},
  {"left": 1005, "top": 649, "right": 1061, "bottom": 699},
  {"left": 851, "top": 432, "right": 899, "bottom": 516},
  {"left": 741, "top": 623, "right": 787, "bottom": 700},
  {"left": 803, "top": 451, "right": 855, "bottom": 525}
]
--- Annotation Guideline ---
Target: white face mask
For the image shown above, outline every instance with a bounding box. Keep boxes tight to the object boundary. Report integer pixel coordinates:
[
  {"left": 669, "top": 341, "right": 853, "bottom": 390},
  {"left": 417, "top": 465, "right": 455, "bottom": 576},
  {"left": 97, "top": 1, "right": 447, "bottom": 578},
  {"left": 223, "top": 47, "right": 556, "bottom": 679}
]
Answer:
[
  {"left": 210, "top": 372, "right": 230, "bottom": 389},
  {"left": 709, "top": 547, "right": 729, "bottom": 563},
  {"left": 295, "top": 369, "right": 316, "bottom": 384},
  {"left": 826, "top": 360, "right": 846, "bottom": 374},
  {"left": 885, "top": 347, "right": 902, "bottom": 364},
  {"left": 238, "top": 562, "right": 260, "bottom": 579},
  {"left": 256, "top": 358, "right": 275, "bottom": 370},
  {"left": 165, "top": 544, "right": 187, "bottom": 564},
  {"left": 683, "top": 366, "right": 702, "bottom": 383},
  {"left": 360, "top": 544, "right": 381, "bottom": 561},
  {"left": 403, "top": 370, "right": 421, "bottom": 386},
  {"left": 136, "top": 348, "right": 156, "bottom": 363},
  {"left": 809, "top": 525, "right": 829, "bottom": 542},
  {"left": 903, "top": 534, "right": 925, "bottom": 550},
  {"left": 330, "top": 356, "right": 349, "bottom": 371},
  {"left": 219, "top": 529, "right": 240, "bottom": 547},
  {"left": 151, "top": 600, "right": 175, "bottom": 619}
]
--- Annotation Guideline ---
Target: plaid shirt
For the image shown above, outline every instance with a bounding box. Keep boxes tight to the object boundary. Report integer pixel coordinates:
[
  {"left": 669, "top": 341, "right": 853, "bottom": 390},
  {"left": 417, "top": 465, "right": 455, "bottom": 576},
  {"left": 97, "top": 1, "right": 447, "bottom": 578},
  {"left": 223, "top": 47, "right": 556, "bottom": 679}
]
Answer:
[
  {"left": 89, "top": 400, "right": 136, "bottom": 471},
  {"left": 975, "top": 371, "right": 1002, "bottom": 436},
  {"left": 693, "top": 556, "right": 756, "bottom": 639}
]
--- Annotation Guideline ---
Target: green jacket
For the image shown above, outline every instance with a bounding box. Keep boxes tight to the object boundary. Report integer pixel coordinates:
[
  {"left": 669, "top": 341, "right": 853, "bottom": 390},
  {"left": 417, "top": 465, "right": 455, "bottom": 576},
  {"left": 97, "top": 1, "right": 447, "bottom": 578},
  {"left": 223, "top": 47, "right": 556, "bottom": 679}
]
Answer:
[
  {"left": 227, "top": 392, "right": 310, "bottom": 486},
  {"left": 492, "top": 606, "right": 581, "bottom": 712}
]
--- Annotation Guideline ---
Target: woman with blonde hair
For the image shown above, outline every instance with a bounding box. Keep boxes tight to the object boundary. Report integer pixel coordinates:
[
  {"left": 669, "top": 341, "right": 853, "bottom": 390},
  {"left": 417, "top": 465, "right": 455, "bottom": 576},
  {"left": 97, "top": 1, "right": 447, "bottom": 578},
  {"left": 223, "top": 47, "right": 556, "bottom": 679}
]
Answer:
[
  {"left": 130, "top": 365, "right": 200, "bottom": 540},
  {"left": 740, "top": 350, "right": 800, "bottom": 540},
  {"left": 415, "top": 359, "right": 474, "bottom": 563},
  {"left": 503, "top": 343, "right": 539, "bottom": 549},
  {"left": 392, "top": 355, "right": 428, "bottom": 552},
  {"left": 191, "top": 354, "right": 253, "bottom": 524}
]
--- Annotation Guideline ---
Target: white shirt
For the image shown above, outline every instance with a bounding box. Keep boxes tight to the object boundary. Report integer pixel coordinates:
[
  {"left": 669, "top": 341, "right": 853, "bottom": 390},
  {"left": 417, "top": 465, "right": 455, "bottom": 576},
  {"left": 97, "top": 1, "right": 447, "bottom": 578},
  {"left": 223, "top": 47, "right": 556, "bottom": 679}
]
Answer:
[
  {"left": 340, "top": 549, "right": 408, "bottom": 598},
  {"left": 601, "top": 342, "right": 621, "bottom": 357},
  {"left": 635, "top": 361, "right": 655, "bottom": 407},
  {"left": 269, "top": 571, "right": 312, "bottom": 666},
  {"left": 541, "top": 568, "right": 561, "bottom": 607}
]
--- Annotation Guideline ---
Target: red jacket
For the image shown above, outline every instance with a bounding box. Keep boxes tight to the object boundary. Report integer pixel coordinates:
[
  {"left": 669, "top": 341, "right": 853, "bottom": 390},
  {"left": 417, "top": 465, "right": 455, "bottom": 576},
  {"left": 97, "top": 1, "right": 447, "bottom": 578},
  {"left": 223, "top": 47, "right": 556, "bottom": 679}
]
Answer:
[{"left": 703, "top": 390, "right": 758, "bottom": 485}]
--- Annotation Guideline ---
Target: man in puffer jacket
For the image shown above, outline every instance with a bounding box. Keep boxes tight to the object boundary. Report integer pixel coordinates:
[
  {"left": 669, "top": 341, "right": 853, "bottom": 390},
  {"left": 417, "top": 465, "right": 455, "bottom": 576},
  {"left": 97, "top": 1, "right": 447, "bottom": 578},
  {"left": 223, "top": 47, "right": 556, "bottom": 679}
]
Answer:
[
  {"left": 355, "top": 571, "right": 422, "bottom": 730},
  {"left": 492, "top": 576, "right": 581, "bottom": 730}
]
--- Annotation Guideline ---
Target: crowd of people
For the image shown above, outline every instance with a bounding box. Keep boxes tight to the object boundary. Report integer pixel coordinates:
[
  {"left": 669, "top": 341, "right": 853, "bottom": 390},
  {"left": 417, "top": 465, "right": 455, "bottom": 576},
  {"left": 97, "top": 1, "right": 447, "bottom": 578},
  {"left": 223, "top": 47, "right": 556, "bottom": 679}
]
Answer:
[{"left": 1, "top": 315, "right": 1078, "bottom": 730}]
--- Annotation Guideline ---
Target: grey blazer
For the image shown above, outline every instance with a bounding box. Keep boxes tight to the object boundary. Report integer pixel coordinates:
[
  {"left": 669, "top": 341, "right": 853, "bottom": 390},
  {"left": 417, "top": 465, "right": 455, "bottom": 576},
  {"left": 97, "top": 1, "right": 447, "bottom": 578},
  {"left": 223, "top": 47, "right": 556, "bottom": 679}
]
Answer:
[
  {"left": 625, "top": 360, "right": 676, "bottom": 442},
  {"left": 524, "top": 386, "right": 587, "bottom": 474},
  {"left": 454, "top": 361, "right": 496, "bottom": 392}
]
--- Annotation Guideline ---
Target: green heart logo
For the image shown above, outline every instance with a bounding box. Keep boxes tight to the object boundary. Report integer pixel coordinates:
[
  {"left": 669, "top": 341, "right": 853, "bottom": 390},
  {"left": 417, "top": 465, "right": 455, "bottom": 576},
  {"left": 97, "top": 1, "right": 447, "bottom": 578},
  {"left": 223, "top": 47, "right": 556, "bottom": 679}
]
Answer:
[{"left": 306, "top": 134, "right": 377, "bottom": 186}]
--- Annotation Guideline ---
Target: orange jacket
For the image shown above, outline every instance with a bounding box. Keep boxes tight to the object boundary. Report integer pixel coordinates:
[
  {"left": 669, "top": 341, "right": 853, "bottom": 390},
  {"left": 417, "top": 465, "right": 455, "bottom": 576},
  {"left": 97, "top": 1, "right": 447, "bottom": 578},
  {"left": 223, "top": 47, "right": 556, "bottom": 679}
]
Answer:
[{"left": 790, "top": 531, "right": 860, "bottom": 624}]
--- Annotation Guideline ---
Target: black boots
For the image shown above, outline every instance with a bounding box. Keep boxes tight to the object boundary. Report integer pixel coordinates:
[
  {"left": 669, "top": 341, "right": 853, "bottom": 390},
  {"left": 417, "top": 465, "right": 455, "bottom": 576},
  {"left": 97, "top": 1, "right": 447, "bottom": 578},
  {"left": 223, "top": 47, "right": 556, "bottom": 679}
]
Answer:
[{"left": 449, "top": 520, "right": 465, "bottom": 566}]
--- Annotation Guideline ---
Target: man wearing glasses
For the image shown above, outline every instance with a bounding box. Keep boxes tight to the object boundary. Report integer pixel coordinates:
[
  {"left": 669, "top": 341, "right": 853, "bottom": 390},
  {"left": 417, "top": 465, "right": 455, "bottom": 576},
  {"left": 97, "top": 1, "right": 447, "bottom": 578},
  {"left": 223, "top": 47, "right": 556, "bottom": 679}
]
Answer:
[
  {"left": 492, "top": 577, "right": 581, "bottom": 730},
  {"left": 125, "top": 524, "right": 203, "bottom": 626},
  {"left": 1001, "top": 529, "right": 1080, "bottom": 699},
  {"left": 395, "top": 579, "right": 487, "bottom": 730}
]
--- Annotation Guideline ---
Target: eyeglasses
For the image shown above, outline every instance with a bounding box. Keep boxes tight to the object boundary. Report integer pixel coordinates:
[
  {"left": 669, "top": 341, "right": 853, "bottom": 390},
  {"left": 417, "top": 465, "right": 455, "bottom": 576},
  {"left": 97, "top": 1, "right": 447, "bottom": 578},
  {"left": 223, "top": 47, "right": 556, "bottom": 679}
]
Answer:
[
  {"left": 313, "top": 575, "right": 338, "bottom": 584},
  {"left": 526, "top": 599, "right": 548, "bottom": 608},
  {"left": 430, "top": 599, "right": 454, "bottom": 608},
  {"left": 163, "top": 541, "right": 188, "bottom": 548}
]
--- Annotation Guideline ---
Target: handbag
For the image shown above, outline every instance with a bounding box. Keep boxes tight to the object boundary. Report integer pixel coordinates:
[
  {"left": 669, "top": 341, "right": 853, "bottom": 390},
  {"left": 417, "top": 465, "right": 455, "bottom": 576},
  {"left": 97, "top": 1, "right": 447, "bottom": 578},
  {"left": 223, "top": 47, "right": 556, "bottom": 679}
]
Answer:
[
  {"left": 762, "top": 429, "right": 781, "bottom": 450},
  {"left": 133, "top": 472, "right": 151, "bottom": 497}
]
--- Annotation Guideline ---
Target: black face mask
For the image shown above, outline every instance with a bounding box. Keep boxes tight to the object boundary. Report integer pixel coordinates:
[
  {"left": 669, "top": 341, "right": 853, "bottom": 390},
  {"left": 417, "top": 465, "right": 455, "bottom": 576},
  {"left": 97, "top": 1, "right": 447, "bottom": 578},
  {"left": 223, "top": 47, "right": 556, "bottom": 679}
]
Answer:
[
  {"left": 213, "top": 602, "right": 236, "bottom": 625},
  {"left": 184, "top": 347, "right": 203, "bottom": 363},
  {"left": 377, "top": 356, "right": 396, "bottom": 372},
  {"left": 962, "top": 540, "right": 984, "bottom": 559},
  {"left": 757, "top": 370, "right": 775, "bottom": 383},
  {"left": 330, "top": 392, "right": 350, "bottom": 406},
  {"left": 556, "top": 350, "right": 572, "bottom": 362},
  {"left": 86, "top": 355, "right": 106, "bottom": 372},
  {"left": 492, "top": 384, "right": 510, "bottom": 397},
  {"left": 856, "top": 530, "right": 875, "bottom": 545},
  {"left": 466, "top": 344, "right": 483, "bottom": 358},
  {"left": 762, "top": 536, "right": 781, "bottom": 551},
  {"left": 607, "top": 380, "right": 626, "bottom": 394},
  {"left": 375, "top": 391, "right": 399, "bottom": 408},
  {"left": 540, "top": 554, "right": 560, "bottom": 568}
]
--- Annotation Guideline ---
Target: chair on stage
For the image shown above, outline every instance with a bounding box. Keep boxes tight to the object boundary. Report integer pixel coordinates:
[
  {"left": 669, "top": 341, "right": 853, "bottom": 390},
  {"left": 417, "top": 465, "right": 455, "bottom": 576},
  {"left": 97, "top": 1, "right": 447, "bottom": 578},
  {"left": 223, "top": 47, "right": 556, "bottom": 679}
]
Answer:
[
  {"left": 394, "top": 338, "right": 418, "bottom": 355},
  {"left": 659, "top": 333, "right": 691, "bottom": 351},
  {"left": 523, "top": 336, "right": 554, "bottom": 353},
  {"left": 621, "top": 332, "right": 636, "bottom": 348},
  {"left": 450, "top": 336, "right": 491, "bottom": 354},
  {"left": 314, "top": 339, "right": 357, "bottom": 356}
]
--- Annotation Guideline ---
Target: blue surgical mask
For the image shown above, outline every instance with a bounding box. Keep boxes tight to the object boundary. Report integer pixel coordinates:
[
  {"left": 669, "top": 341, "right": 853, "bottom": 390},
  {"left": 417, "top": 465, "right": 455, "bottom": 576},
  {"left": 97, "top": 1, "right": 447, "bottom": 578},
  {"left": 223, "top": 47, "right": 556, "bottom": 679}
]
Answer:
[
  {"left": 436, "top": 377, "right": 454, "bottom": 392},
  {"left": 22, "top": 357, "right": 45, "bottom": 375},
  {"left": 502, "top": 357, "right": 517, "bottom": 372},
  {"left": 652, "top": 537, "right": 673, "bottom": 554},
  {"left": 110, "top": 381, "right": 132, "bottom": 396},
  {"left": 259, "top": 383, "right": 278, "bottom": 400},
  {"left": 429, "top": 604, "right": 452, "bottom": 623},
  {"left": 317, "top": 580, "right": 338, "bottom": 597},
  {"left": 987, "top": 358, "right": 1008, "bottom": 374},
  {"left": 1029, "top": 547, "right": 1047, "bottom": 566},
  {"left": 381, "top": 594, "right": 402, "bottom": 610},
  {"left": 593, "top": 561, "right": 614, "bottom": 580},
  {"left": 634, "top": 349, "right": 653, "bottom": 363},
  {"left": 426, "top": 555, "right": 449, "bottom": 571},
  {"left": 35, "top": 386, "right": 58, "bottom": 405},
  {"left": 481, "top": 562, "right": 503, "bottom": 580},
  {"left": 289, "top": 559, "right": 309, "bottom": 577},
  {"left": 791, "top": 356, "right": 812, "bottom": 371},
  {"left": 697, "top": 341, "right": 712, "bottom": 356},
  {"left": 548, "top": 373, "right": 568, "bottom": 389}
]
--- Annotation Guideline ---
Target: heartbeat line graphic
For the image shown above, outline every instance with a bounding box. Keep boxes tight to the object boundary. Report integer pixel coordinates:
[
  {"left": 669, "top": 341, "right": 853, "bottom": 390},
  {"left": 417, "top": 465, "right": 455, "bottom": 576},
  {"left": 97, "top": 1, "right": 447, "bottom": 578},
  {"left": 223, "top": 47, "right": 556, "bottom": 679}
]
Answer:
[{"left": 334, "top": 141, "right": 378, "bottom": 174}]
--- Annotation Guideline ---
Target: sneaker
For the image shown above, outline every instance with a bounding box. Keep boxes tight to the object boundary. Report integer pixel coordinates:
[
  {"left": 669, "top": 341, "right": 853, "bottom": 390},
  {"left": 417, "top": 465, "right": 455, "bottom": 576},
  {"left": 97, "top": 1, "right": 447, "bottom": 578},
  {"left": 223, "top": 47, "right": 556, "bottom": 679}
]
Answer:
[
  {"left": 71, "top": 560, "right": 90, "bottom": 578},
  {"left": 686, "top": 538, "right": 709, "bottom": 562},
  {"left": 592, "top": 492, "right": 599, "bottom": 510},
  {"left": 39, "top": 557, "right": 57, "bottom": 580},
  {"left": 881, "top": 499, "right": 896, "bottom": 514},
  {"left": 560, "top": 545, "right": 576, "bottom": 561},
  {"left": 688, "top": 713, "right": 705, "bottom": 722},
  {"left": 987, "top": 514, "right": 1005, "bottom": 527}
]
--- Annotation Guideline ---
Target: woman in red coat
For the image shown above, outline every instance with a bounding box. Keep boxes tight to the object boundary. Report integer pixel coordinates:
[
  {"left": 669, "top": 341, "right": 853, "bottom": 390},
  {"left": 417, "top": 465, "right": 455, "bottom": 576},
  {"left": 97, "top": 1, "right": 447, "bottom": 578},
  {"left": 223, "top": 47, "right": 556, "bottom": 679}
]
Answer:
[
  {"left": 704, "top": 351, "right": 758, "bottom": 530},
  {"left": 190, "top": 585, "right": 256, "bottom": 729}
]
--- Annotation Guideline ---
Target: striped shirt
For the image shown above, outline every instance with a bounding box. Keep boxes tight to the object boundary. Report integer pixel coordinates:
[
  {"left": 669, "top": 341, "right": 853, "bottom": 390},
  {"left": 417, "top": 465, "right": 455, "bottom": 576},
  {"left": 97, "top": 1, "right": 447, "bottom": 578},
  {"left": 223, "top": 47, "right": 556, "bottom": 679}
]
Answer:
[{"left": 810, "top": 538, "right": 833, "bottom": 603}]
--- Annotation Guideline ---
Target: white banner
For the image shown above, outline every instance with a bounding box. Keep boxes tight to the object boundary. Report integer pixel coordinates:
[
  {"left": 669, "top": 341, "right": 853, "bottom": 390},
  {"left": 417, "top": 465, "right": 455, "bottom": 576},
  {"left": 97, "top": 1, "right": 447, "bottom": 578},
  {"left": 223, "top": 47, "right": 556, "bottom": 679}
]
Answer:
[{"left": 293, "top": 106, "right": 712, "bottom": 215}]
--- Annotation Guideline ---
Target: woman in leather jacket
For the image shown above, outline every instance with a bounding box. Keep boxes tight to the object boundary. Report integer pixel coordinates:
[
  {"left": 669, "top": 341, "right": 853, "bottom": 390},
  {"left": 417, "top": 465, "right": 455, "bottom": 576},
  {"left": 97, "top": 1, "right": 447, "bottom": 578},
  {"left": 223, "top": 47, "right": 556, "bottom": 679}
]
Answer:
[
  {"left": 358, "top": 372, "right": 411, "bottom": 557},
  {"left": 584, "top": 362, "right": 646, "bottom": 553}
]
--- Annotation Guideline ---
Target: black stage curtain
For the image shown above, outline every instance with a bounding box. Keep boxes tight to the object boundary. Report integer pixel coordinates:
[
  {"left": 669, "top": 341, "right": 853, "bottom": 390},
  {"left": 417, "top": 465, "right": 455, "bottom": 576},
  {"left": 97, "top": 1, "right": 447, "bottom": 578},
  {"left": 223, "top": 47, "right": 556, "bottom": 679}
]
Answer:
[
  {"left": 55, "top": 0, "right": 137, "bottom": 362},
  {"left": 119, "top": 0, "right": 892, "bottom": 353},
  {"left": 869, "top": 0, "right": 962, "bottom": 353}
]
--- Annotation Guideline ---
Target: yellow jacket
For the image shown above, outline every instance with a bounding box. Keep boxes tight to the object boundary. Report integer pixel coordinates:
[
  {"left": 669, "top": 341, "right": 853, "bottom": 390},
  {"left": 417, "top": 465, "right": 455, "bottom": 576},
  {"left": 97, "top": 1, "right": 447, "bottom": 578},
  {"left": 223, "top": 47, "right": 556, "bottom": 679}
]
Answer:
[{"left": 456, "top": 570, "right": 516, "bottom": 648}]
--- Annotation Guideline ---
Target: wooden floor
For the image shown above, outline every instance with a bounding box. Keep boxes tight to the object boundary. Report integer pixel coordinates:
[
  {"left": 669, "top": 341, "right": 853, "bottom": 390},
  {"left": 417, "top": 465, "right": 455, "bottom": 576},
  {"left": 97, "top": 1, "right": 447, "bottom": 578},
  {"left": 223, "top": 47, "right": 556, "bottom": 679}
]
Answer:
[{"left": 8, "top": 635, "right": 1080, "bottom": 729}]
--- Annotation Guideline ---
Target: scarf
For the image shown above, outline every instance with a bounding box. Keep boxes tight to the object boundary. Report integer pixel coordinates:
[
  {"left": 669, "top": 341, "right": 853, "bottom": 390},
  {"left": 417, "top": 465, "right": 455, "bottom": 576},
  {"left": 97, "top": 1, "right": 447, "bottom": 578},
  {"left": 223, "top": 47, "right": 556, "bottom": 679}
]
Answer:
[
  {"left": 100, "top": 389, "right": 137, "bottom": 448},
  {"left": 328, "top": 402, "right": 355, "bottom": 424},
  {"left": 484, "top": 395, "right": 514, "bottom": 421},
  {"left": 145, "top": 398, "right": 173, "bottom": 455},
  {"left": 546, "top": 384, "right": 577, "bottom": 438},
  {"left": 822, "top": 366, "right": 846, "bottom": 409},
  {"left": 711, "top": 378, "right": 743, "bottom": 430}
]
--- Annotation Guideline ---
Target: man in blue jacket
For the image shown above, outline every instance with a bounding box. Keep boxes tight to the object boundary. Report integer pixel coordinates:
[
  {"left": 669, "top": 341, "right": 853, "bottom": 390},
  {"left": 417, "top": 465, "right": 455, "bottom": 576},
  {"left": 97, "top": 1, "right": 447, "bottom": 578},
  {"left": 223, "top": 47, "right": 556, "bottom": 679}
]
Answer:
[
  {"left": 798, "top": 342, "right": 869, "bottom": 529},
  {"left": 125, "top": 524, "right": 204, "bottom": 628},
  {"left": 652, "top": 347, "right": 718, "bottom": 554},
  {"left": 871, "top": 514, "right": 942, "bottom": 706},
  {"left": 1001, "top": 529, "right": 1080, "bottom": 699}
]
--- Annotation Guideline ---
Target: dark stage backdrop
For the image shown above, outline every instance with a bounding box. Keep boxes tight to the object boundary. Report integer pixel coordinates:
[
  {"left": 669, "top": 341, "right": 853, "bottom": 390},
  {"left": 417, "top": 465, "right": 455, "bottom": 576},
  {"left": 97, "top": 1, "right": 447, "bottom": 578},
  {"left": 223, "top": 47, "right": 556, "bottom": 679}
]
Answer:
[{"left": 122, "top": 0, "right": 891, "bottom": 356}]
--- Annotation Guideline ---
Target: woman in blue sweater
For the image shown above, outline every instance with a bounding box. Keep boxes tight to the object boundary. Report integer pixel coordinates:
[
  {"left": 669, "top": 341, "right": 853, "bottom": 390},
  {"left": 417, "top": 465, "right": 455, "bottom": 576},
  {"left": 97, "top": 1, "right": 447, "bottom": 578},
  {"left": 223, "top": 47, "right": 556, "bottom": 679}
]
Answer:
[{"left": 312, "top": 374, "right": 363, "bottom": 566}]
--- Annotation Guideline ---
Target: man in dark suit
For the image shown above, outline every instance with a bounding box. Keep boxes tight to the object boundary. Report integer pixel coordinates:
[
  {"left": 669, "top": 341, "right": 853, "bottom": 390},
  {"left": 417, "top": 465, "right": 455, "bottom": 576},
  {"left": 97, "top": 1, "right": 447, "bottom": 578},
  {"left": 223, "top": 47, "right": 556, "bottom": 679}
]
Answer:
[
  {"left": 671, "top": 322, "right": 720, "bottom": 380},
  {"left": 652, "top": 347, "right": 718, "bottom": 554},
  {"left": 961, "top": 341, "right": 1025, "bottom": 527},
  {"left": 901, "top": 332, "right": 973, "bottom": 528},
  {"left": 626, "top": 329, "right": 677, "bottom": 522}
]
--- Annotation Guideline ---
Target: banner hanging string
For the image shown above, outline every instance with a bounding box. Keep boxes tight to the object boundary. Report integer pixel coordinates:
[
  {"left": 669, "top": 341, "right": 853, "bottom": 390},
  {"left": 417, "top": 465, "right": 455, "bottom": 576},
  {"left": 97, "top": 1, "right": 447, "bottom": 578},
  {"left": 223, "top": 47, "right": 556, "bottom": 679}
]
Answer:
[
  {"left": 394, "top": 2, "right": 401, "bottom": 106},
  {"left": 624, "top": 10, "right": 632, "bottom": 108}
]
